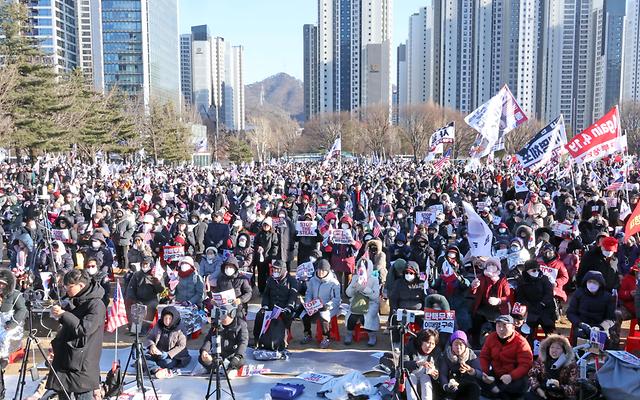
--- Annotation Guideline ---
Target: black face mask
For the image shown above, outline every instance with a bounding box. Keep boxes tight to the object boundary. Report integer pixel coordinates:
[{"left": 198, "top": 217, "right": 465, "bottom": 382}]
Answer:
[{"left": 370, "top": 246, "right": 378, "bottom": 253}]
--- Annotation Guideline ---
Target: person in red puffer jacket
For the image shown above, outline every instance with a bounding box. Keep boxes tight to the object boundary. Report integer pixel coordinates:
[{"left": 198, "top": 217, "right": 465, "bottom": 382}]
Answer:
[
  {"left": 479, "top": 315, "right": 533, "bottom": 400},
  {"left": 619, "top": 262, "right": 639, "bottom": 320}
]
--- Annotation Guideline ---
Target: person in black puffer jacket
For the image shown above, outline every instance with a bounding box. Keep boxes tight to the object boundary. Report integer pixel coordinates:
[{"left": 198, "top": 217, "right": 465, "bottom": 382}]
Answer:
[
  {"left": 253, "top": 261, "right": 298, "bottom": 344},
  {"left": 233, "top": 232, "right": 254, "bottom": 275},
  {"left": 567, "top": 271, "right": 617, "bottom": 347},
  {"left": 389, "top": 262, "right": 424, "bottom": 346},
  {"left": 410, "top": 233, "right": 436, "bottom": 277},
  {"left": 253, "top": 217, "right": 279, "bottom": 293},
  {"left": 199, "top": 304, "right": 248, "bottom": 373},
  {"left": 215, "top": 255, "right": 252, "bottom": 317},
  {"left": 516, "top": 260, "right": 557, "bottom": 342},
  {"left": 125, "top": 256, "right": 164, "bottom": 333}
]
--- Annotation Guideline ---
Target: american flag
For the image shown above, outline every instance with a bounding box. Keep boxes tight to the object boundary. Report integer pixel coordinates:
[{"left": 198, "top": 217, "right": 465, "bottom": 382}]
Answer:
[
  {"left": 368, "top": 211, "right": 382, "bottom": 238},
  {"left": 606, "top": 175, "right": 625, "bottom": 191},
  {"left": 433, "top": 149, "right": 452, "bottom": 173},
  {"left": 106, "top": 280, "right": 128, "bottom": 333}
]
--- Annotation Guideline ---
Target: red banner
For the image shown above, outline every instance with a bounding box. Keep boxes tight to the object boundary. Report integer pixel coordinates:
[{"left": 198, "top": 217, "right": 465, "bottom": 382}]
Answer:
[
  {"left": 565, "top": 106, "right": 624, "bottom": 164},
  {"left": 624, "top": 201, "right": 640, "bottom": 242}
]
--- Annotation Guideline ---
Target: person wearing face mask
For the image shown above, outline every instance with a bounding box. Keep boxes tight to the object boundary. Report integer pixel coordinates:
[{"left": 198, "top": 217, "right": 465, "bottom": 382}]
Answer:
[
  {"left": 174, "top": 256, "right": 205, "bottom": 308},
  {"left": 536, "top": 244, "right": 569, "bottom": 304},
  {"left": 254, "top": 261, "right": 298, "bottom": 349},
  {"left": 204, "top": 211, "right": 230, "bottom": 251},
  {"left": 410, "top": 233, "right": 436, "bottom": 280},
  {"left": 38, "top": 240, "right": 74, "bottom": 278},
  {"left": 112, "top": 208, "right": 136, "bottom": 272},
  {"left": 329, "top": 215, "right": 361, "bottom": 296},
  {"left": 344, "top": 259, "right": 381, "bottom": 347},
  {"left": 388, "top": 262, "right": 424, "bottom": 348},
  {"left": 274, "top": 210, "right": 295, "bottom": 271},
  {"left": 479, "top": 315, "right": 533, "bottom": 400},
  {"left": 198, "top": 247, "right": 223, "bottom": 288},
  {"left": 125, "top": 256, "right": 164, "bottom": 334},
  {"left": 526, "top": 334, "right": 579, "bottom": 400},
  {"left": 233, "top": 232, "right": 253, "bottom": 274},
  {"left": 188, "top": 212, "right": 207, "bottom": 259},
  {"left": 387, "top": 232, "right": 412, "bottom": 265},
  {"left": 580, "top": 191, "right": 608, "bottom": 222},
  {"left": 575, "top": 236, "right": 620, "bottom": 293},
  {"left": 514, "top": 225, "right": 534, "bottom": 254},
  {"left": 567, "top": 271, "right": 617, "bottom": 347},
  {"left": 295, "top": 212, "right": 323, "bottom": 264},
  {"left": 494, "top": 223, "right": 512, "bottom": 243},
  {"left": 433, "top": 247, "right": 472, "bottom": 333},
  {"left": 82, "top": 257, "right": 110, "bottom": 308},
  {"left": 470, "top": 258, "right": 511, "bottom": 348},
  {"left": 515, "top": 260, "right": 557, "bottom": 344},
  {"left": 215, "top": 255, "right": 252, "bottom": 317},
  {"left": 80, "top": 232, "right": 113, "bottom": 275},
  {"left": 253, "top": 217, "right": 279, "bottom": 294},
  {"left": 300, "top": 259, "right": 341, "bottom": 348}
]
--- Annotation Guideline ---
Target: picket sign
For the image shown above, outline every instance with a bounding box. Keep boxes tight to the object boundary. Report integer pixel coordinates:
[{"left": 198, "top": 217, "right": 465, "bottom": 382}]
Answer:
[{"left": 423, "top": 309, "right": 456, "bottom": 333}]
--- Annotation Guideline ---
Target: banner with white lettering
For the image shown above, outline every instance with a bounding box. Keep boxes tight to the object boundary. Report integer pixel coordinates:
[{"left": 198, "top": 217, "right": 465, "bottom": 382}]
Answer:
[
  {"left": 516, "top": 115, "right": 567, "bottom": 170},
  {"left": 423, "top": 309, "right": 456, "bottom": 333},
  {"left": 295, "top": 221, "right": 318, "bottom": 237},
  {"left": 565, "top": 106, "right": 626, "bottom": 164}
]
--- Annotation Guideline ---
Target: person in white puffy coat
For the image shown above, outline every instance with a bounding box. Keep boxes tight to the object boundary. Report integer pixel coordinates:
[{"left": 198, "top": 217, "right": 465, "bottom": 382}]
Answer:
[{"left": 344, "top": 258, "right": 380, "bottom": 346}]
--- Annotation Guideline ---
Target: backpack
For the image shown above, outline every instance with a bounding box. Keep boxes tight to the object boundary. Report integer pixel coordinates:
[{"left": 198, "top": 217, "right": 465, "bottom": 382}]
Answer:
[{"left": 258, "top": 317, "right": 286, "bottom": 351}]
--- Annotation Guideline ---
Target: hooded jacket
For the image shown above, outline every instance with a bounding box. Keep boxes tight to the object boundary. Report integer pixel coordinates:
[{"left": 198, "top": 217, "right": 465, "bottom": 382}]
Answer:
[
  {"left": 175, "top": 267, "right": 205, "bottom": 306},
  {"left": 47, "top": 279, "right": 106, "bottom": 393},
  {"left": 144, "top": 306, "right": 191, "bottom": 367},
  {"left": 516, "top": 264, "right": 556, "bottom": 327},
  {"left": 215, "top": 255, "right": 252, "bottom": 305},
  {"left": 200, "top": 316, "right": 248, "bottom": 369},
  {"left": 198, "top": 247, "right": 224, "bottom": 280},
  {"left": 567, "top": 270, "right": 616, "bottom": 328},
  {"left": 0, "top": 269, "right": 27, "bottom": 329},
  {"left": 262, "top": 270, "right": 299, "bottom": 311},
  {"left": 305, "top": 270, "right": 341, "bottom": 318},
  {"left": 528, "top": 335, "right": 579, "bottom": 399},
  {"left": 330, "top": 216, "right": 361, "bottom": 273},
  {"left": 575, "top": 247, "right": 620, "bottom": 292},
  {"left": 620, "top": 270, "right": 638, "bottom": 316},
  {"left": 366, "top": 239, "right": 388, "bottom": 287},
  {"left": 233, "top": 232, "right": 254, "bottom": 271},
  {"left": 389, "top": 265, "right": 424, "bottom": 312}
]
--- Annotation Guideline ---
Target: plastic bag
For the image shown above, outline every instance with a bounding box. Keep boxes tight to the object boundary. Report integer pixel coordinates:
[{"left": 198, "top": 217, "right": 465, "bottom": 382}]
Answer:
[{"left": 597, "top": 351, "right": 640, "bottom": 400}]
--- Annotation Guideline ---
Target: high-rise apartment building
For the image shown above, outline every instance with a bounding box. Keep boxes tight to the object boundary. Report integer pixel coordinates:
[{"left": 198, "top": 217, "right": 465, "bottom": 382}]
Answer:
[
  {"left": 181, "top": 27, "right": 244, "bottom": 131},
  {"left": 623, "top": 0, "right": 640, "bottom": 102},
  {"left": 180, "top": 33, "right": 192, "bottom": 106},
  {"left": 76, "top": 0, "right": 94, "bottom": 79},
  {"left": 91, "top": 0, "right": 181, "bottom": 107},
  {"left": 303, "top": 24, "right": 319, "bottom": 121},
  {"left": 313, "top": 0, "right": 392, "bottom": 116},
  {"left": 25, "top": 0, "right": 78, "bottom": 72},
  {"left": 604, "top": 0, "right": 626, "bottom": 111}
]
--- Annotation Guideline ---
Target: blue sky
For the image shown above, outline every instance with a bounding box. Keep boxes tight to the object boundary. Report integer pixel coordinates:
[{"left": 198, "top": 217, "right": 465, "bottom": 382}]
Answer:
[{"left": 179, "top": 0, "right": 427, "bottom": 84}]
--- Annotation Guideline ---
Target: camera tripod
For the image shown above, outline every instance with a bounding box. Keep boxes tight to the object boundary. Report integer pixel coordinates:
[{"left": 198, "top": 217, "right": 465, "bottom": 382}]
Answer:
[
  {"left": 117, "top": 328, "right": 159, "bottom": 399},
  {"left": 390, "top": 315, "right": 421, "bottom": 400},
  {"left": 205, "top": 333, "right": 236, "bottom": 400},
  {"left": 14, "top": 304, "right": 69, "bottom": 400}
]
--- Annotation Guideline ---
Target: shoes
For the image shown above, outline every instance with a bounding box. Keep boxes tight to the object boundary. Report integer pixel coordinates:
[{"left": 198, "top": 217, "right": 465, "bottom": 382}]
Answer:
[
  {"left": 367, "top": 333, "right": 377, "bottom": 347},
  {"left": 320, "top": 337, "right": 330, "bottom": 349},
  {"left": 300, "top": 333, "right": 313, "bottom": 345},
  {"left": 155, "top": 368, "right": 175, "bottom": 379},
  {"left": 344, "top": 331, "right": 353, "bottom": 345}
]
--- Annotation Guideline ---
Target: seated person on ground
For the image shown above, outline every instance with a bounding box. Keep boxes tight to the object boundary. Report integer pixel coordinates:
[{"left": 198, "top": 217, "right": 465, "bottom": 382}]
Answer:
[
  {"left": 526, "top": 334, "right": 579, "bottom": 400},
  {"left": 439, "top": 330, "right": 482, "bottom": 400},
  {"left": 144, "top": 306, "right": 192, "bottom": 379},
  {"left": 199, "top": 304, "right": 248, "bottom": 373}
]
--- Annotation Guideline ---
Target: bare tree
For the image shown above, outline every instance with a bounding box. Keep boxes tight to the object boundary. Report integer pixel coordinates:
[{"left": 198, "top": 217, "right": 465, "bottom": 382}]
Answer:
[
  {"left": 621, "top": 101, "right": 640, "bottom": 154},
  {"left": 399, "top": 103, "right": 443, "bottom": 160},
  {"left": 302, "top": 112, "right": 352, "bottom": 150},
  {"left": 247, "top": 116, "right": 273, "bottom": 163},
  {"left": 361, "top": 106, "right": 393, "bottom": 158}
]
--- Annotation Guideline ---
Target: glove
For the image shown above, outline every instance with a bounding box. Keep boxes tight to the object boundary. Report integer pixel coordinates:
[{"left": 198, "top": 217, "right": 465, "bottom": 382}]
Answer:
[{"left": 321, "top": 305, "right": 330, "bottom": 311}]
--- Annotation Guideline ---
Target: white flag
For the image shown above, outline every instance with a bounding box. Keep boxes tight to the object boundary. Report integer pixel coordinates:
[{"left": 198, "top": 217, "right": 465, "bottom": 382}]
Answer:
[
  {"left": 324, "top": 137, "right": 341, "bottom": 163},
  {"left": 462, "top": 201, "right": 493, "bottom": 257},
  {"left": 620, "top": 201, "right": 632, "bottom": 221},
  {"left": 514, "top": 176, "right": 529, "bottom": 193},
  {"left": 466, "top": 85, "right": 528, "bottom": 158},
  {"left": 429, "top": 122, "right": 455, "bottom": 149}
]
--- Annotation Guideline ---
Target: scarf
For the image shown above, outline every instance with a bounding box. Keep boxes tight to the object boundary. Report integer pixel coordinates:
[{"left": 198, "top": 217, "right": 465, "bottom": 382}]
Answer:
[
  {"left": 445, "top": 345, "right": 470, "bottom": 365},
  {"left": 178, "top": 268, "right": 193, "bottom": 279}
]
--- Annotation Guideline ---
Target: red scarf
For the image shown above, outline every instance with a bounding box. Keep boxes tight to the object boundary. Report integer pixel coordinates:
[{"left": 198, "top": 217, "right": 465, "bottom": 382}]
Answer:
[
  {"left": 442, "top": 273, "right": 457, "bottom": 297},
  {"left": 178, "top": 268, "right": 193, "bottom": 278}
]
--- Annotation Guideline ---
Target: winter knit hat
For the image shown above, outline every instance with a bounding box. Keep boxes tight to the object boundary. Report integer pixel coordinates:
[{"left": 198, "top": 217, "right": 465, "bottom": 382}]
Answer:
[{"left": 449, "top": 330, "right": 468, "bottom": 346}]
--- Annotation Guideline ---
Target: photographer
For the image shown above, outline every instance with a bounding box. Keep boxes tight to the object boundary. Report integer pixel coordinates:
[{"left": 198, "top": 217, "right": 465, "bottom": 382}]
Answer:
[
  {"left": 47, "top": 269, "right": 106, "bottom": 399},
  {"left": 0, "top": 269, "right": 26, "bottom": 399},
  {"left": 199, "top": 304, "right": 248, "bottom": 374},
  {"left": 144, "top": 306, "right": 191, "bottom": 379}
]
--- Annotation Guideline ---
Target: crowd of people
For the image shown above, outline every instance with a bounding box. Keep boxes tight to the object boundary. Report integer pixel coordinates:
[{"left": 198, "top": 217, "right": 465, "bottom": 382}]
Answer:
[{"left": 0, "top": 156, "right": 638, "bottom": 399}]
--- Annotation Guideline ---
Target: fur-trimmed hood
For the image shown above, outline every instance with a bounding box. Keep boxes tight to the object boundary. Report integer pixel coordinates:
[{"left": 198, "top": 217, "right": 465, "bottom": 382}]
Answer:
[
  {"left": 0, "top": 269, "right": 16, "bottom": 297},
  {"left": 538, "top": 334, "right": 574, "bottom": 365}
]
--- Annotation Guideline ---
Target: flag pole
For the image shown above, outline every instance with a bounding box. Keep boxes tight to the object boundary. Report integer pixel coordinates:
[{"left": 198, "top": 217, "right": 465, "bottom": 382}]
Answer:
[
  {"left": 623, "top": 130, "right": 631, "bottom": 205},
  {"left": 568, "top": 160, "right": 578, "bottom": 201},
  {"left": 114, "top": 279, "right": 119, "bottom": 365}
]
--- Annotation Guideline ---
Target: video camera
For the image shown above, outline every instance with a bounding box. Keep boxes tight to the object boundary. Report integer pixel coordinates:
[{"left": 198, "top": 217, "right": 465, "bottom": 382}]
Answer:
[
  {"left": 210, "top": 304, "right": 236, "bottom": 328},
  {"left": 130, "top": 303, "right": 148, "bottom": 334},
  {"left": 394, "top": 309, "right": 424, "bottom": 327}
]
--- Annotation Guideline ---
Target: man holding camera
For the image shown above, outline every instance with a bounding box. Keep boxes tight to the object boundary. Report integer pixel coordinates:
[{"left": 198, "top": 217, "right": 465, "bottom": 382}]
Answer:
[
  {"left": 199, "top": 304, "right": 248, "bottom": 375},
  {"left": 47, "top": 270, "right": 106, "bottom": 400}
]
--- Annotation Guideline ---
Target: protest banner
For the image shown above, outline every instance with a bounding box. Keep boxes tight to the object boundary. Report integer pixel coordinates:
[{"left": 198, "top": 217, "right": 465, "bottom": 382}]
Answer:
[
  {"left": 516, "top": 115, "right": 567, "bottom": 170},
  {"left": 429, "top": 204, "right": 444, "bottom": 215},
  {"left": 423, "top": 309, "right": 456, "bottom": 333},
  {"left": 565, "top": 106, "right": 626, "bottom": 164},
  {"left": 551, "top": 222, "right": 573, "bottom": 237},
  {"left": 271, "top": 217, "right": 287, "bottom": 228},
  {"left": 296, "top": 372, "right": 334, "bottom": 385},
  {"left": 605, "top": 197, "right": 618, "bottom": 208},
  {"left": 540, "top": 265, "right": 559, "bottom": 283},
  {"left": 162, "top": 245, "right": 185, "bottom": 262},
  {"left": 51, "top": 229, "right": 70, "bottom": 241},
  {"left": 212, "top": 288, "right": 236, "bottom": 306},
  {"left": 492, "top": 216, "right": 502, "bottom": 225},
  {"left": 303, "top": 298, "right": 323, "bottom": 316},
  {"left": 296, "top": 261, "right": 315, "bottom": 280},
  {"left": 331, "top": 229, "right": 353, "bottom": 244},
  {"left": 295, "top": 221, "right": 318, "bottom": 236},
  {"left": 415, "top": 211, "right": 436, "bottom": 226}
]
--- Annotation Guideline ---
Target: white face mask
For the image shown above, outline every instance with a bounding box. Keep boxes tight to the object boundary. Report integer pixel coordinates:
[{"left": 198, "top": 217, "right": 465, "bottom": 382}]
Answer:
[
  {"left": 225, "top": 267, "right": 235, "bottom": 276},
  {"left": 91, "top": 241, "right": 101, "bottom": 249},
  {"left": 602, "top": 250, "right": 614, "bottom": 257},
  {"left": 499, "top": 228, "right": 506, "bottom": 234},
  {"left": 447, "top": 252, "right": 456, "bottom": 260},
  {"left": 206, "top": 255, "right": 215, "bottom": 262},
  {"left": 180, "top": 264, "right": 191, "bottom": 272},
  {"left": 510, "top": 246, "right": 520, "bottom": 252},
  {"left": 527, "top": 270, "right": 540, "bottom": 278},
  {"left": 341, "top": 223, "right": 350, "bottom": 230},
  {"left": 308, "top": 257, "right": 317, "bottom": 263},
  {"left": 87, "top": 266, "right": 98, "bottom": 276},
  {"left": 586, "top": 282, "right": 600, "bottom": 293},
  {"left": 238, "top": 238, "right": 247, "bottom": 247},
  {"left": 142, "top": 265, "right": 151, "bottom": 273},
  {"left": 272, "top": 271, "right": 281, "bottom": 279},
  {"left": 405, "top": 274, "right": 415, "bottom": 282}
]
